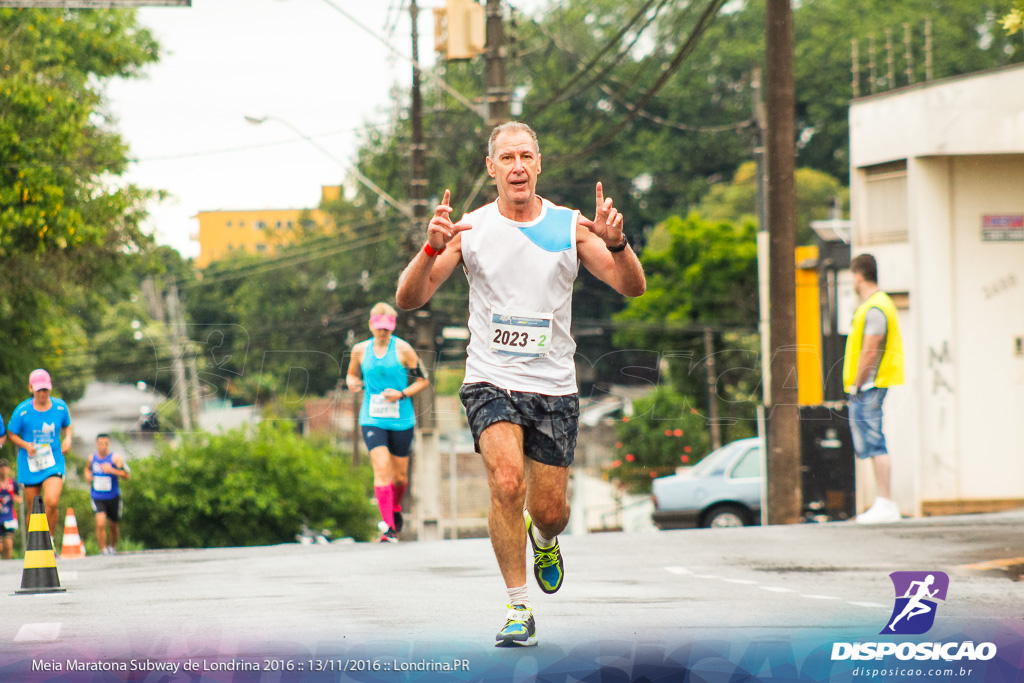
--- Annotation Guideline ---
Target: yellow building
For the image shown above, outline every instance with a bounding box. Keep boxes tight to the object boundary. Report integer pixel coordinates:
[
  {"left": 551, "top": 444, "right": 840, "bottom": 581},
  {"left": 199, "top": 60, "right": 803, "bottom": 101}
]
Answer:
[{"left": 193, "top": 186, "right": 341, "bottom": 268}]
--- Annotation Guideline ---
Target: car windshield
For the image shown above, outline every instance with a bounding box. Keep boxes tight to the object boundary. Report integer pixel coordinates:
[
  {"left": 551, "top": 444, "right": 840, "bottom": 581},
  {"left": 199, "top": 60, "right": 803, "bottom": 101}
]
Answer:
[{"left": 689, "top": 441, "right": 748, "bottom": 477}]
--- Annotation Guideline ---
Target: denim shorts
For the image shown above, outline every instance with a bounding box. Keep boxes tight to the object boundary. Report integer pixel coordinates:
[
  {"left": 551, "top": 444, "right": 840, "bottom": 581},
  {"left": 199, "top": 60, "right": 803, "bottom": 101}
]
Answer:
[
  {"left": 458, "top": 382, "right": 579, "bottom": 468},
  {"left": 849, "top": 387, "right": 888, "bottom": 459}
]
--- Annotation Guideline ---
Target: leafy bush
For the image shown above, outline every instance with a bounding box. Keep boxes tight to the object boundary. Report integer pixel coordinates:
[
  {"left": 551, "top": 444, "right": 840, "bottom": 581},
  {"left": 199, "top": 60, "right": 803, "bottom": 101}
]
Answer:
[
  {"left": 610, "top": 387, "right": 712, "bottom": 492},
  {"left": 121, "top": 422, "right": 377, "bottom": 548}
]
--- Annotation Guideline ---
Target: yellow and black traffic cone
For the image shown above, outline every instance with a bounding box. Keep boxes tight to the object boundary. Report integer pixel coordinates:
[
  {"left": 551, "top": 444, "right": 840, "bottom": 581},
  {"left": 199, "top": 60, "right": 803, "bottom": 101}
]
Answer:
[{"left": 15, "top": 496, "right": 65, "bottom": 594}]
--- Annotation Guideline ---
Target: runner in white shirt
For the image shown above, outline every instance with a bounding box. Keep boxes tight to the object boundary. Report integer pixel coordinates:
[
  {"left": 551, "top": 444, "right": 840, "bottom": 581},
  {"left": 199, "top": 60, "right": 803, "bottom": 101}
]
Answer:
[{"left": 396, "top": 121, "right": 645, "bottom": 647}]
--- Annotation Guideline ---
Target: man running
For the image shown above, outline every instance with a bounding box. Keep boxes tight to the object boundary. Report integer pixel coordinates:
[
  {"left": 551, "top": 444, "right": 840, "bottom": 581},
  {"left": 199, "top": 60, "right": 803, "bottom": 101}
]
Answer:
[
  {"left": 6, "top": 369, "right": 72, "bottom": 542},
  {"left": 346, "top": 303, "right": 430, "bottom": 542},
  {"left": 887, "top": 574, "right": 939, "bottom": 632},
  {"left": 0, "top": 459, "right": 22, "bottom": 560},
  {"left": 396, "top": 121, "right": 645, "bottom": 646},
  {"left": 85, "top": 433, "right": 131, "bottom": 555}
]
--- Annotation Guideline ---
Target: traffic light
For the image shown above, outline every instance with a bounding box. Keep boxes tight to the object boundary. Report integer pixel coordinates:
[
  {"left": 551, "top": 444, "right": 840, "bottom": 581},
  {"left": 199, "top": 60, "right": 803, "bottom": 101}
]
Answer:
[{"left": 434, "top": 0, "right": 485, "bottom": 61}]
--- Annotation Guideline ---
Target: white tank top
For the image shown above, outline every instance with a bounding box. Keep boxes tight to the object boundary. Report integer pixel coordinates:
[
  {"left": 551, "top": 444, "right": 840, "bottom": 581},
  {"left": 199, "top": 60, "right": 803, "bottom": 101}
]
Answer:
[{"left": 460, "top": 198, "right": 579, "bottom": 395}]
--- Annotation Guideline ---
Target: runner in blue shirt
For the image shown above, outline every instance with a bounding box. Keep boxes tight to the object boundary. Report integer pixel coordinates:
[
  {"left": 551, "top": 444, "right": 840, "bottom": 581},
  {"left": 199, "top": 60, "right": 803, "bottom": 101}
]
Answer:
[
  {"left": 346, "top": 303, "right": 429, "bottom": 542},
  {"left": 85, "top": 433, "right": 131, "bottom": 555},
  {"left": 6, "top": 369, "right": 72, "bottom": 538}
]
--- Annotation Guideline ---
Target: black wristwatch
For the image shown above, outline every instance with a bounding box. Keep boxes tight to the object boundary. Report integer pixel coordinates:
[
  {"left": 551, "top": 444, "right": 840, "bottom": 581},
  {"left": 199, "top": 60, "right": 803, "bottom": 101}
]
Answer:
[{"left": 607, "top": 234, "right": 628, "bottom": 253}]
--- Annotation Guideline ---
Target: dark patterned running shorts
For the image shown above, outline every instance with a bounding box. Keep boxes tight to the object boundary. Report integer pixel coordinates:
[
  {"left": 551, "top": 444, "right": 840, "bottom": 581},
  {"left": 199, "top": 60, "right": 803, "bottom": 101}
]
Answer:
[{"left": 458, "top": 382, "right": 579, "bottom": 468}]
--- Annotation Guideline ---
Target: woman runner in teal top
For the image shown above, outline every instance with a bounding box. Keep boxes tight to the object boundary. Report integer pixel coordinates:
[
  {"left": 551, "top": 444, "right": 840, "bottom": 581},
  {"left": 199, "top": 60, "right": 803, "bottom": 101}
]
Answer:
[{"left": 346, "top": 303, "right": 429, "bottom": 542}]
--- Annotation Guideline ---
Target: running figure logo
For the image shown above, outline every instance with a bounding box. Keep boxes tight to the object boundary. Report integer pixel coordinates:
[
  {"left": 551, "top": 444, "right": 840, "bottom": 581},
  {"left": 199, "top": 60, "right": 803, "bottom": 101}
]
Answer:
[{"left": 882, "top": 571, "right": 949, "bottom": 635}]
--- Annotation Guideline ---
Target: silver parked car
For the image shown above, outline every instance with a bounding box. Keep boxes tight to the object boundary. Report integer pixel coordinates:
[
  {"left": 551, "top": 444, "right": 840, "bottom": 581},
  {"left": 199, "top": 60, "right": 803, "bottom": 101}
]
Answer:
[{"left": 651, "top": 438, "right": 762, "bottom": 530}]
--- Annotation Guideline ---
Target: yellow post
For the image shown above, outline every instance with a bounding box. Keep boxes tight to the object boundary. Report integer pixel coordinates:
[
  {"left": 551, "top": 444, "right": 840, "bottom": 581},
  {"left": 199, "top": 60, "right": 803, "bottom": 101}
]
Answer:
[{"left": 795, "top": 245, "right": 824, "bottom": 405}]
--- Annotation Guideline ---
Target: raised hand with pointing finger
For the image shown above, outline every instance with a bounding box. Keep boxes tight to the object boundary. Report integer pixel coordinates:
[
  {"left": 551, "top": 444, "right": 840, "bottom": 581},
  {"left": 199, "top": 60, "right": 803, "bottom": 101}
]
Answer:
[
  {"left": 578, "top": 181, "right": 625, "bottom": 249},
  {"left": 426, "top": 189, "right": 472, "bottom": 253}
]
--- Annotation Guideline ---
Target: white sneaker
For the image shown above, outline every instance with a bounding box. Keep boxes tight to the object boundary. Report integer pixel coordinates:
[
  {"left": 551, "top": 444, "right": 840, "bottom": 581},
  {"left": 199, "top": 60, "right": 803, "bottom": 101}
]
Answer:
[{"left": 857, "top": 497, "right": 901, "bottom": 524}]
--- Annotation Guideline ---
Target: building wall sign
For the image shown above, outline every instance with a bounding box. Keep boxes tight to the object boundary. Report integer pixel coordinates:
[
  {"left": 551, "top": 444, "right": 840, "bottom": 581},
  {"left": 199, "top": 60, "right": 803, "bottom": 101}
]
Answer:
[{"left": 981, "top": 214, "right": 1024, "bottom": 242}]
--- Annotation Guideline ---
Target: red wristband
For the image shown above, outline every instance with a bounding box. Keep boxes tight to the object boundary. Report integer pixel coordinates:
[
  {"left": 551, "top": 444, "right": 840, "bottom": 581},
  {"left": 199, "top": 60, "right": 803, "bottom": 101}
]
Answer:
[{"left": 423, "top": 242, "right": 445, "bottom": 257}]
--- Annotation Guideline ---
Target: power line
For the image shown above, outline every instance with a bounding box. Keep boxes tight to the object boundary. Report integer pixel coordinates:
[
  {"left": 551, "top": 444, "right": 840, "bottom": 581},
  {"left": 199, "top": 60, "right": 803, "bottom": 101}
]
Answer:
[
  {"left": 529, "top": 0, "right": 668, "bottom": 119},
  {"left": 51, "top": 265, "right": 407, "bottom": 367},
  {"left": 0, "top": 123, "right": 396, "bottom": 170},
  {"left": 538, "top": 0, "right": 734, "bottom": 165},
  {"left": 187, "top": 215, "right": 405, "bottom": 284},
  {"left": 184, "top": 230, "right": 399, "bottom": 290},
  {"left": 540, "top": 8, "right": 757, "bottom": 135},
  {"left": 318, "top": 0, "right": 486, "bottom": 120}
]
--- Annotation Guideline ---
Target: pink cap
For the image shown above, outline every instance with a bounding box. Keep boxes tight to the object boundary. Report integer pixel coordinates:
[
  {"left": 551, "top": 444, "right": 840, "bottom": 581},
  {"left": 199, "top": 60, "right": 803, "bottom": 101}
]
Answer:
[
  {"left": 29, "top": 369, "right": 52, "bottom": 392},
  {"left": 370, "top": 314, "right": 397, "bottom": 331}
]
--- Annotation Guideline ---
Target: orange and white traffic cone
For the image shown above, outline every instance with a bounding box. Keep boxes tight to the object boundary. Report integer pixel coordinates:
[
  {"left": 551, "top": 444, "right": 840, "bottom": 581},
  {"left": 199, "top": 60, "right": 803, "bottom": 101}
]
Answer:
[{"left": 60, "top": 508, "right": 86, "bottom": 559}]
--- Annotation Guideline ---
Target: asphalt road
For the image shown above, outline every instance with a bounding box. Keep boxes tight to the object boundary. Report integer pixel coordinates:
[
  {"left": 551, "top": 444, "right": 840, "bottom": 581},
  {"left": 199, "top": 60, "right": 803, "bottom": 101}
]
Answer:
[{"left": 1, "top": 510, "right": 1022, "bottom": 681}]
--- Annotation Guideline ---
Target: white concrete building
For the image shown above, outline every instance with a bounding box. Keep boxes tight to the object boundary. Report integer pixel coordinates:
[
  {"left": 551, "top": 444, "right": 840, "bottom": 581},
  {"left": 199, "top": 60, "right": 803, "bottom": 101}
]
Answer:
[{"left": 848, "top": 63, "right": 1024, "bottom": 517}]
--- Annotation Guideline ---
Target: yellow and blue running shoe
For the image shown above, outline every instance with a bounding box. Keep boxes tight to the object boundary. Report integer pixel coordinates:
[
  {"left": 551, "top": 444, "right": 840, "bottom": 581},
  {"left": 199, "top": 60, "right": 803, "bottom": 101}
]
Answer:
[
  {"left": 495, "top": 604, "right": 537, "bottom": 647},
  {"left": 525, "top": 510, "right": 564, "bottom": 594}
]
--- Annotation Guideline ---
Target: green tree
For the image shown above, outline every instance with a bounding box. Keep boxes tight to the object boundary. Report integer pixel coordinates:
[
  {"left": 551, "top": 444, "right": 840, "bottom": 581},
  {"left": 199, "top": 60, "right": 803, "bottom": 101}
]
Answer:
[
  {"left": 356, "top": 0, "right": 1021, "bottom": 216},
  {"left": 615, "top": 212, "right": 758, "bottom": 341},
  {"left": 185, "top": 211, "right": 408, "bottom": 407},
  {"left": 697, "top": 161, "right": 849, "bottom": 245},
  {"left": 121, "top": 422, "right": 377, "bottom": 548},
  {"left": 0, "top": 8, "right": 161, "bottom": 408}
]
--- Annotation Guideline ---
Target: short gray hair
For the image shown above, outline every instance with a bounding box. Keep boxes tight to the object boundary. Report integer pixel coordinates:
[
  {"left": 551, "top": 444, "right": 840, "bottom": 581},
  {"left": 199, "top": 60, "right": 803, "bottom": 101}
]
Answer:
[{"left": 487, "top": 121, "right": 540, "bottom": 158}]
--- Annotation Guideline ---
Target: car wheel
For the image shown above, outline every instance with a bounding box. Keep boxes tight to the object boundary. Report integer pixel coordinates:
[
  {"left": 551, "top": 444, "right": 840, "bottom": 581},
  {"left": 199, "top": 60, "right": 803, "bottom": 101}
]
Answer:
[{"left": 704, "top": 505, "right": 750, "bottom": 528}]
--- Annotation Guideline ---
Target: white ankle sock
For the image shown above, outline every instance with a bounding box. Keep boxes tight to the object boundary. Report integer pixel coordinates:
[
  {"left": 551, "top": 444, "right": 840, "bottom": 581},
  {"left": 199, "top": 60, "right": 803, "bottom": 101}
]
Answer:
[
  {"left": 531, "top": 524, "right": 555, "bottom": 549},
  {"left": 507, "top": 584, "right": 530, "bottom": 608}
]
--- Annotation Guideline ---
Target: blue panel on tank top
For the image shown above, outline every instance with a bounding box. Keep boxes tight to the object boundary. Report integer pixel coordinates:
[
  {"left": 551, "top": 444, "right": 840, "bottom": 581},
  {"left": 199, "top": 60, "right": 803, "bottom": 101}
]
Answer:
[{"left": 519, "top": 207, "right": 574, "bottom": 252}]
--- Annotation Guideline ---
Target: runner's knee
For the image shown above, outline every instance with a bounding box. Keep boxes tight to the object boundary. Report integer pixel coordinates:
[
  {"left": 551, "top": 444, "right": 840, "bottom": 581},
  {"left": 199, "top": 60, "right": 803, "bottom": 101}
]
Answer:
[{"left": 490, "top": 467, "right": 526, "bottom": 506}]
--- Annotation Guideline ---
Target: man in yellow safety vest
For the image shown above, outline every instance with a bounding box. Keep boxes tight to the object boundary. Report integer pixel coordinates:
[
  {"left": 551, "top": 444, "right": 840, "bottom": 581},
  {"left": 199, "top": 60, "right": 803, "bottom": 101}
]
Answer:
[{"left": 843, "top": 253, "right": 905, "bottom": 524}]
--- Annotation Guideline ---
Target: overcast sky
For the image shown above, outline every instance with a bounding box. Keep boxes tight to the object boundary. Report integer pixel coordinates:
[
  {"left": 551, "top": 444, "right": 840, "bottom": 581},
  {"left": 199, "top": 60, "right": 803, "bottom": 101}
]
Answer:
[{"left": 106, "top": 0, "right": 544, "bottom": 259}]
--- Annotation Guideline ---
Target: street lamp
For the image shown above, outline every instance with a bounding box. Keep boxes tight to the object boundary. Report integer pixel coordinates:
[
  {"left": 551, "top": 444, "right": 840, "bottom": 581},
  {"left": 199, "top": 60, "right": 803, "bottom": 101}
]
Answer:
[{"left": 244, "top": 115, "right": 413, "bottom": 218}]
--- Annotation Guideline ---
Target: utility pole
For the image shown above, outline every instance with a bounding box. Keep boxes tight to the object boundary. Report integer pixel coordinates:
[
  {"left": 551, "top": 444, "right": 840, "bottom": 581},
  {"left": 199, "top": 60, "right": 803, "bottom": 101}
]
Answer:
[
  {"left": 703, "top": 326, "right": 722, "bottom": 452},
  {"left": 410, "top": 0, "right": 441, "bottom": 541},
  {"left": 485, "top": 0, "right": 509, "bottom": 125},
  {"left": 764, "top": 0, "right": 802, "bottom": 525},
  {"left": 410, "top": 0, "right": 429, "bottom": 238},
  {"left": 165, "top": 283, "right": 194, "bottom": 433}
]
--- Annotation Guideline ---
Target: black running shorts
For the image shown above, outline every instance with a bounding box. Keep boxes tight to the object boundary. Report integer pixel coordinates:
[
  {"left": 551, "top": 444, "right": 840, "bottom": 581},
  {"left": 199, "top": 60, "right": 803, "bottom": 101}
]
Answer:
[
  {"left": 91, "top": 497, "right": 123, "bottom": 523},
  {"left": 361, "top": 426, "right": 415, "bottom": 457},
  {"left": 459, "top": 382, "right": 579, "bottom": 468}
]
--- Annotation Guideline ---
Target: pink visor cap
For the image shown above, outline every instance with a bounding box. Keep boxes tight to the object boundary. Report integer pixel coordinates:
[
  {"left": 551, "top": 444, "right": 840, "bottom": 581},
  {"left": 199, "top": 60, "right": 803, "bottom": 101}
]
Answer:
[
  {"left": 370, "top": 314, "right": 397, "bottom": 331},
  {"left": 29, "top": 369, "right": 52, "bottom": 392}
]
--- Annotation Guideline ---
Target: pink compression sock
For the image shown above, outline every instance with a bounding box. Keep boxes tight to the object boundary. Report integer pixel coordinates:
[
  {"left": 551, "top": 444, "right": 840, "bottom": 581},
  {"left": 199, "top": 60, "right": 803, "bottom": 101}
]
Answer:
[
  {"left": 392, "top": 481, "right": 407, "bottom": 512},
  {"left": 375, "top": 486, "right": 395, "bottom": 530}
]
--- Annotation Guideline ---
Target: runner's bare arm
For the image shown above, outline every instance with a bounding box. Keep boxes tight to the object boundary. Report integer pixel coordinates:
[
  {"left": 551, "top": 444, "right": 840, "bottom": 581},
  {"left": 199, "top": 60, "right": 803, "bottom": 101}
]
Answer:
[
  {"left": 85, "top": 455, "right": 94, "bottom": 483},
  {"left": 346, "top": 342, "right": 366, "bottom": 392},
  {"left": 61, "top": 425, "right": 72, "bottom": 454},
  {"left": 112, "top": 456, "right": 131, "bottom": 479},
  {"left": 396, "top": 189, "right": 471, "bottom": 310},
  {"left": 577, "top": 182, "right": 646, "bottom": 297},
  {"left": 855, "top": 333, "right": 884, "bottom": 387},
  {"left": 7, "top": 433, "right": 34, "bottom": 455}
]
